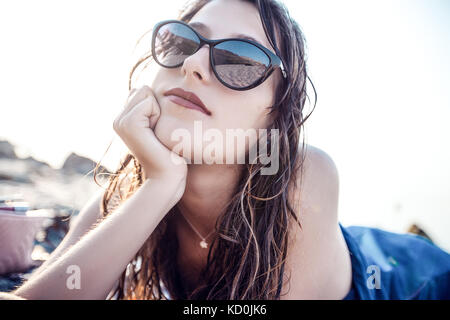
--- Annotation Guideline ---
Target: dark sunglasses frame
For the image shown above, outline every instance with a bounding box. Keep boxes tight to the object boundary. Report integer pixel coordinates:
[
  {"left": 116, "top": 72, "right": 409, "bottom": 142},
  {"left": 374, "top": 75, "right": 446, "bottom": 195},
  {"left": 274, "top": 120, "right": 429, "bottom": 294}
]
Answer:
[{"left": 151, "top": 19, "right": 287, "bottom": 91}]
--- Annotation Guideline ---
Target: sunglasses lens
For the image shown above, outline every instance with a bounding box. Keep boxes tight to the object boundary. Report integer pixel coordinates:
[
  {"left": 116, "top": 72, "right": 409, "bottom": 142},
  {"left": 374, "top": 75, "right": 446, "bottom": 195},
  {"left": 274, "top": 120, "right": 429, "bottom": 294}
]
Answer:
[
  {"left": 153, "top": 22, "right": 200, "bottom": 67},
  {"left": 212, "top": 40, "right": 270, "bottom": 88}
]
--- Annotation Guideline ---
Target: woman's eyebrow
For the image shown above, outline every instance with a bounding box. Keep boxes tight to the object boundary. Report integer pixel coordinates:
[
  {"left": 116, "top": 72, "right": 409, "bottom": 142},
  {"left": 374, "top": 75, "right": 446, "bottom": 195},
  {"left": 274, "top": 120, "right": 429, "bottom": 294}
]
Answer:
[{"left": 188, "top": 21, "right": 264, "bottom": 46}]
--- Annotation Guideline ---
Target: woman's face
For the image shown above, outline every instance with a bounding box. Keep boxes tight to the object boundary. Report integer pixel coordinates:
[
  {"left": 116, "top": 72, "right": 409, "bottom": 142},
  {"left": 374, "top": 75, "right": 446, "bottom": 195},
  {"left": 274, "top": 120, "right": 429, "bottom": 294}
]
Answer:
[{"left": 147, "top": 0, "right": 282, "bottom": 164}]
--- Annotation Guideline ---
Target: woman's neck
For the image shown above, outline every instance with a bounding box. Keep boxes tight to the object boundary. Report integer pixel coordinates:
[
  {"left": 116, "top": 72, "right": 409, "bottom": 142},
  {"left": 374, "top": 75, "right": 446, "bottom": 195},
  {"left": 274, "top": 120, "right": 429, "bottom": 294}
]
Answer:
[
  {"left": 173, "top": 163, "right": 244, "bottom": 248},
  {"left": 172, "top": 163, "right": 244, "bottom": 291}
]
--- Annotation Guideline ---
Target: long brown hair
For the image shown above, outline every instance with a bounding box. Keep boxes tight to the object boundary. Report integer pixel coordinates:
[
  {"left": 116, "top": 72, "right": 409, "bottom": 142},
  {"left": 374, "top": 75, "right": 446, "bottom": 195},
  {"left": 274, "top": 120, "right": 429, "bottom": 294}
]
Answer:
[{"left": 93, "top": 0, "right": 316, "bottom": 299}]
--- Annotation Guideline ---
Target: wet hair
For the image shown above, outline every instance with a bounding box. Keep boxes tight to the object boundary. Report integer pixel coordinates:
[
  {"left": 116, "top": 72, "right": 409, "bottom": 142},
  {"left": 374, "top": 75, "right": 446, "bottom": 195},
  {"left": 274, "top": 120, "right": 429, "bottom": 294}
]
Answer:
[{"left": 93, "top": 0, "right": 316, "bottom": 299}]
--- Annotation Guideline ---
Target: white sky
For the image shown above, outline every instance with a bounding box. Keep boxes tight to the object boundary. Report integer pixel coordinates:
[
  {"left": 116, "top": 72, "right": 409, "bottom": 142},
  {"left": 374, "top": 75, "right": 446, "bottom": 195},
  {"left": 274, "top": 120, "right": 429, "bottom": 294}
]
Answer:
[{"left": 1, "top": 0, "right": 449, "bottom": 250}]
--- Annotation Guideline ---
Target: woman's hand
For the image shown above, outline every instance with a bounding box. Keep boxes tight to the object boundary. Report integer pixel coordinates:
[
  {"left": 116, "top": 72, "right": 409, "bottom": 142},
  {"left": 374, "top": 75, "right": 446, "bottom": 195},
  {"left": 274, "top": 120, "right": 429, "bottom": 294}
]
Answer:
[{"left": 113, "top": 85, "right": 187, "bottom": 182}]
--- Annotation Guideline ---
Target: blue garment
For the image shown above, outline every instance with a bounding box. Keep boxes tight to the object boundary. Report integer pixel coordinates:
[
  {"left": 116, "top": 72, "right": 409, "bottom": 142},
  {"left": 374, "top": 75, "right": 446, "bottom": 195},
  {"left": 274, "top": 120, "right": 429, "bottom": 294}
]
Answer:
[{"left": 340, "top": 223, "right": 450, "bottom": 299}]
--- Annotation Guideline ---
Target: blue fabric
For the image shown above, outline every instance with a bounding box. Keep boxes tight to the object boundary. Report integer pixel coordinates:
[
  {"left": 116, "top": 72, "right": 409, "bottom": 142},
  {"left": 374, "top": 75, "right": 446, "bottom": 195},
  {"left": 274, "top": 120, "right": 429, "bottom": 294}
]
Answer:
[{"left": 339, "top": 223, "right": 450, "bottom": 300}]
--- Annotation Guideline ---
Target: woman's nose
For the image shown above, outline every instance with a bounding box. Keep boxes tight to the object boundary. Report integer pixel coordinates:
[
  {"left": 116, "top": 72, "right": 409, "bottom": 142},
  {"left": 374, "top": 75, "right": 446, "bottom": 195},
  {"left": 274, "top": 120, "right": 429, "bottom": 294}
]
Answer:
[{"left": 181, "top": 45, "right": 212, "bottom": 83}]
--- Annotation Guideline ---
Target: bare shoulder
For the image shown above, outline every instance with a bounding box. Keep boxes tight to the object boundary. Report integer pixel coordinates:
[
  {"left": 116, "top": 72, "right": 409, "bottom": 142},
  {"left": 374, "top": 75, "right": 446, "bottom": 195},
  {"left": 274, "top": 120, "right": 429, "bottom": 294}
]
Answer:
[
  {"left": 282, "top": 144, "right": 351, "bottom": 299},
  {"left": 301, "top": 144, "right": 339, "bottom": 180},
  {"left": 288, "top": 144, "right": 339, "bottom": 224}
]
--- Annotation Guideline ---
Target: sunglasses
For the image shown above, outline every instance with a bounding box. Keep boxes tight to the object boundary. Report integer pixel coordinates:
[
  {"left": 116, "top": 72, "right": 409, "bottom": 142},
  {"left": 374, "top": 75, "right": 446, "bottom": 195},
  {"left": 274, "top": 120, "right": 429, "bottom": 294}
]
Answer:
[{"left": 151, "top": 19, "right": 287, "bottom": 91}]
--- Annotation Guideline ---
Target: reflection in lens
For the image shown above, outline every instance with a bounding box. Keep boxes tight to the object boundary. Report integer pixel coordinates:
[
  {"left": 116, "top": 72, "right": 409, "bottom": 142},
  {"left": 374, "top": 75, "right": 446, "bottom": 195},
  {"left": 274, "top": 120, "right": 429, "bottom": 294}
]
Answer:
[
  {"left": 154, "top": 23, "right": 200, "bottom": 67},
  {"left": 212, "top": 40, "right": 269, "bottom": 88}
]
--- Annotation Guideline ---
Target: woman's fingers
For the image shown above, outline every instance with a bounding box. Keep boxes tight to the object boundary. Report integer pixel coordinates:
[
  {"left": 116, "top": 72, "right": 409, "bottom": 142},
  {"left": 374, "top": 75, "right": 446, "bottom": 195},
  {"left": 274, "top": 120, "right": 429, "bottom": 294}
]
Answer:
[
  {"left": 114, "top": 86, "right": 152, "bottom": 131},
  {"left": 118, "top": 86, "right": 152, "bottom": 119},
  {"left": 113, "top": 84, "right": 187, "bottom": 181},
  {"left": 122, "top": 93, "right": 161, "bottom": 131}
]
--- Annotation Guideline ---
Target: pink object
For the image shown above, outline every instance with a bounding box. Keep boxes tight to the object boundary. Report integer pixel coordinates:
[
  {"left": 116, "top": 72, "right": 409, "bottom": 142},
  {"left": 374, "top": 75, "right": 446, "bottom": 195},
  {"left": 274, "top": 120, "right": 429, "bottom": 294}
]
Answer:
[{"left": 0, "top": 211, "right": 47, "bottom": 275}]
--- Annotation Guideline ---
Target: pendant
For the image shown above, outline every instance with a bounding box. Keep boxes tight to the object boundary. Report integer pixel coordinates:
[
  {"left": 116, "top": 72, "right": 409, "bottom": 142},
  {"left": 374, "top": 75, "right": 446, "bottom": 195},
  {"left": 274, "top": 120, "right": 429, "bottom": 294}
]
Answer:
[{"left": 200, "top": 240, "right": 208, "bottom": 248}]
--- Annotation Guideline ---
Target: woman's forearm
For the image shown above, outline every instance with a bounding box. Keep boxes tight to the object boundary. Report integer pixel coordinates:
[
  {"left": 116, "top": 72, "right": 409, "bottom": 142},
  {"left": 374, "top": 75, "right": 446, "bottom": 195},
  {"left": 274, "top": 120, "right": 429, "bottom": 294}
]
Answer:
[
  {"left": 13, "top": 176, "right": 185, "bottom": 300},
  {"left": 27, "top": 190, "right": 106, "bottom": 280}
]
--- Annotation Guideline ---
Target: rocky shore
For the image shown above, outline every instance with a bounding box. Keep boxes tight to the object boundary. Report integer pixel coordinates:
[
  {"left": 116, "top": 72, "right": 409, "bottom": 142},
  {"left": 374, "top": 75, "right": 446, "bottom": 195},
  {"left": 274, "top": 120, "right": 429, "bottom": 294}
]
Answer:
[{"left": 0, "top": 140, "right": 111, "bottom": 292}]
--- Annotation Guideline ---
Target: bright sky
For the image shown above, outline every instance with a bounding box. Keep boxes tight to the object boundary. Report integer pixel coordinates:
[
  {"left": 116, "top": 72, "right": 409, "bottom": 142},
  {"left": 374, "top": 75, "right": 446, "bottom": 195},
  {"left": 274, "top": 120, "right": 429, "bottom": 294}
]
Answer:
[{"left": 1, "top": 0, "right": 449, "bottom": 250}]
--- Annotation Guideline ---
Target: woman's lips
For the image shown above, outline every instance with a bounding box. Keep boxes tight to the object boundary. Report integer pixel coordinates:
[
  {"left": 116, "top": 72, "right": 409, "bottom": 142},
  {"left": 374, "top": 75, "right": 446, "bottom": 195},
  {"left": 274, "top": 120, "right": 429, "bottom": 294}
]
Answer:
[{"left": 166, "top": 95, "right": 210, "bottom": 115}]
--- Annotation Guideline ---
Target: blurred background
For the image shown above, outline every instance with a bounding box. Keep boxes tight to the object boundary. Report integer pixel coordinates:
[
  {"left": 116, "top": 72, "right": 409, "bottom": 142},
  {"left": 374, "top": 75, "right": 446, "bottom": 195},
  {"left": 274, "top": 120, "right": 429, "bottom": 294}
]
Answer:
[{"left": 0, "top": 0, "right": 449, "bottom": 272}]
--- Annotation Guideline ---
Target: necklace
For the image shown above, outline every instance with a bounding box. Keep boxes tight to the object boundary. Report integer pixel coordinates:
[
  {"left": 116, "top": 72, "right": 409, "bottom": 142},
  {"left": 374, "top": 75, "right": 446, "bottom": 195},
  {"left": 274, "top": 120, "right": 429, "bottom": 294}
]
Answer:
[{"left": 180, "top": 213, "right": 216, "bottom": 249}]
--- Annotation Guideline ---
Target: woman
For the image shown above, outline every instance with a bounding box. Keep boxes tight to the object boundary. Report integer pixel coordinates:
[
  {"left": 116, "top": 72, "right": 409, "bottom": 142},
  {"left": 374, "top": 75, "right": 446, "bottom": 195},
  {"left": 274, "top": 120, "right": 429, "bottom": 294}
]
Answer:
[{"left": 9, "top": 0, "right": 450, "bottom": 300}]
